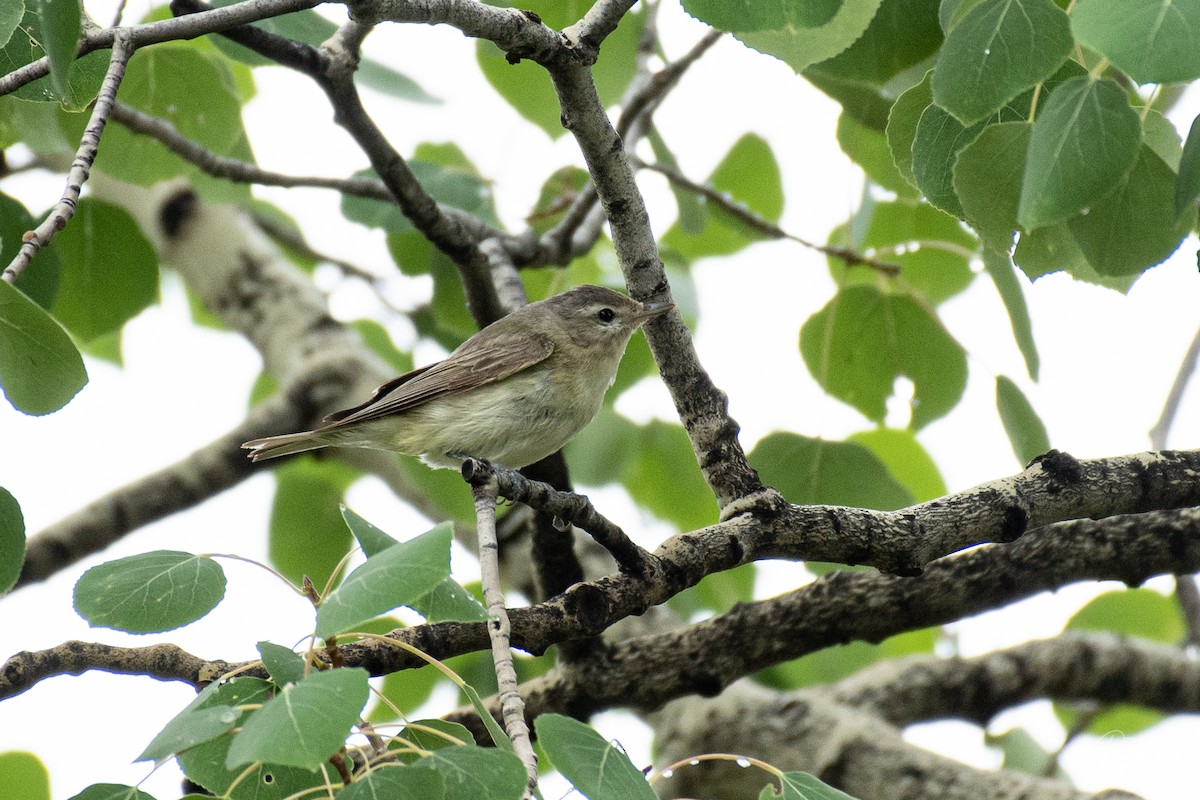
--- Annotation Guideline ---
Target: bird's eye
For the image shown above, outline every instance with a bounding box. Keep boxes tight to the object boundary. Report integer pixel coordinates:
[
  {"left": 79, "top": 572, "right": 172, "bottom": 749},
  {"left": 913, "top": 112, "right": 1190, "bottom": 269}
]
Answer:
[{"left": 597, "top": 307, "right": 616, "bottom": 323}]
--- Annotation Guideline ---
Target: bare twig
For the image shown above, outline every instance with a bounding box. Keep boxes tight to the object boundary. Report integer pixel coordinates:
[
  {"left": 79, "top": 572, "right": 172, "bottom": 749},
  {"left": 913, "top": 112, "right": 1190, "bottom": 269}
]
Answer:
[
  {"left": 462, "top": 460, "right": 539, "bottom": 792},
  {"left": 1150, "top": 324, "right": 1200, "bottom": 449},
  {"left": 110, "top": 102, "right": 393, "bottom": 201},
  {"left": 635, "top": 158, "right": 901, "bottom": 276},
  {"left": 4, "top": 31, "right": 133, "bottom": 283},
  {"left": 0, "top": 0, "right": 322, "bottom": 96}
]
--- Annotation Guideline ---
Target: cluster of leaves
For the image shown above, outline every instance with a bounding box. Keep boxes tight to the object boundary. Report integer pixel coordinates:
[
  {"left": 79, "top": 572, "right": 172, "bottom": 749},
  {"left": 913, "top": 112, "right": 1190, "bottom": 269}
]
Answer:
[
  {"left": 2, "top": 505, "right": 857, "bottom": 800},
  {"left": 671, "top": 0, "right": 1200, "bottom": 521}
]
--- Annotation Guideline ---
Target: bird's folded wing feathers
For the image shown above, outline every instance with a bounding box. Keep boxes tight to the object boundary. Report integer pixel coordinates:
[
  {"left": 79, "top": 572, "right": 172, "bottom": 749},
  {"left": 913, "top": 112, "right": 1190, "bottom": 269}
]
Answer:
[{"left": 320, "top": 332, "right": 555, "bottom": 427}]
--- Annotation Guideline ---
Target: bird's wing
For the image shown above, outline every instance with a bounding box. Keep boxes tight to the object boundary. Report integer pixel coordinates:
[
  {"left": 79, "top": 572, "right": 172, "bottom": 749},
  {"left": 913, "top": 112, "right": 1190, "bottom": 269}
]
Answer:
[{"left": 320, "top": 331, "right": 555, "bottom": 427}]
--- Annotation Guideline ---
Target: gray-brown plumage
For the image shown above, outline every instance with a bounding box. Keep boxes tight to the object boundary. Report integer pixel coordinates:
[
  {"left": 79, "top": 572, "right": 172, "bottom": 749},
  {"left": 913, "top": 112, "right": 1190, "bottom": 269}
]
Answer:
[{"left": 242, "top": 285, "right": 672, "bottom": 468}]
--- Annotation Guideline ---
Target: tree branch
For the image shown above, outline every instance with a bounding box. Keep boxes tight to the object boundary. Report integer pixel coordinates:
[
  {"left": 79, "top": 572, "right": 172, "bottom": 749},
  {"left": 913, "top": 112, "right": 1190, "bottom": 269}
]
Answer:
[
  {"left": 0, "top": 0, "right": 322, "bottom": 96},
  {"left": 833, "top": 631, "right": 1200, "bottom": 727},
  {"left": 549, "top": 61, "right": 762, "bottom": 509},
  {"left": 634, "top": 157, "right": 901, "bottom": 276},
  {"left": 4, "top": 31, "right": 133, "bottom": 284},
  {"left": 17, "top": 392, "right": 308, "bottom": 586}
]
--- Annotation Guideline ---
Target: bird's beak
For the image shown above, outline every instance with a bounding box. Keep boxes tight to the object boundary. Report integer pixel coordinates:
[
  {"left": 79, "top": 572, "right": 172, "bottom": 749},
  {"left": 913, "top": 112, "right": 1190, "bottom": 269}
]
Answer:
[{"left": 636, "top": 300, "right": 674, "bottom": 323}]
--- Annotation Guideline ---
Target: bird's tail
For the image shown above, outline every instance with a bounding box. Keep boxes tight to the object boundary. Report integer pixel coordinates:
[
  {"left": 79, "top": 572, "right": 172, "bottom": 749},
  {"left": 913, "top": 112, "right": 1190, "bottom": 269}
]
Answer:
[{"left": 242, "top": 431, "right": 327, "bottom": 462}]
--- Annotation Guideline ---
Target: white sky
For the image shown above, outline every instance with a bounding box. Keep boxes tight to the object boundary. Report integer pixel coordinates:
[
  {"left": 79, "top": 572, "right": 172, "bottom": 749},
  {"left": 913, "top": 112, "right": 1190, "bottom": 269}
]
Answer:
[{"left": 2, "top": 2, "right": 1199, "bottom": 798}]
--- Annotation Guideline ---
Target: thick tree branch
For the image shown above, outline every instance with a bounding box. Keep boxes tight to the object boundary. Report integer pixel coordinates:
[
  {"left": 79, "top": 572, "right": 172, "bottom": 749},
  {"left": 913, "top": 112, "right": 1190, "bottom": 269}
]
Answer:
[
  {"left": 17, "top": 392, "right": 308, "bottom": 587},
  {"left": 488, "top": 505, "right": 1200, "bottom": 722},
  {"left": 649, "top": 682, "right": 1134, "bottom": 800},
  {"left": 833, "top": 632, "right": 1200, "bottom": 727},
  {"left": 14, "top": 472, "right": 1198, "bottom": 703}
]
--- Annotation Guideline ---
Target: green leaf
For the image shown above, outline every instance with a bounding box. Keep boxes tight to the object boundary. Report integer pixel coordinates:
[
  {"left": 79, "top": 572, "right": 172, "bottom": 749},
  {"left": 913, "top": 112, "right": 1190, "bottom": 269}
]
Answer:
[
  {"left": 750, "top": 432, "right": 913, "bottom": 510},
  {"left": 226, "top": 667, "right": 370, "bottom": 770},
  {"left": 258, "top": 641, "right": 306, "bottom": 686},
  {"left": 0, "top": 3, "right": 24, "bottom": 49},
  {"left": 932, "top": 0, "right": 1071, "bottom": 125},
  {"left": 0, "top": 5, "right": 103, "bottom": 108},
  {"left": 995, "top": 375, "right": 1050, "bottom": 464},
  {"left": 847, "top": 428, "right": 947, "bottom": 501},
  {"left": 339, "top": 766, "right": 445, "bottom": 800},
  {"left": 986, "top": 727, "right": 1056, "bottom": 776},
  {"left": 137, "top": 702, "right": 241, "bottom": 765},
  {"left": 1177, "top": 113, "right": 1200, "bottom": 216},
  {"left": 622, "top": 420, "right": 718, "bottom": 532},
  {"left": 1017, "top": 76, "right": 1141, "bottom": 229},
  {"left": 836, "top": 111, "right": 918, "bottom": 196},
  {"left": 73, "top": 551, "right": 227, "bottom": 633},
  {"left": 0, "top": 487, "right": 25, "bottom": 595},
  {"left": 395, "top": 719, "right": 476, "bottom": 753},
  {"left": 409, "top": 746, "right": 528, "bottom": 800},
  {"left": 176, "top": 678, "right": 324, "bottom": 799},
  {"left": 67, "top": 786, "right": 156, "bottom": 800},
  {"left": 343, "top": 148, "right": 499, "bottom": 236},
  {"left": 88, "top": 44, "right": 253, "bottom": 202},
  {"left": 808, "top": 0, "right": 943, "bottom": 88},
  {"left": 800, "top": 285, "right": 968, "bottom": 429},
  {"left": 477, "top": 2, "right": 643, "bottom": 138},
  {"left": 1013, "top": 223, "right": 1139, "bottom": 292},
  {"left": 340, "top": 508, "right": 486, "bottom": 622},
  {"left": 370, "top": 659, "right": 438, "bottom": 724},
  {"left": 768, "top": 772, "right": 861, "bottom": 800},
  {"left": 316, "top": 523, "right": 453, "bottom": 638},
  {"left": 564, "top": 406, "right": 642, "bottom": 485},
  {"left": 353, "top": 319, "right": 415, "bottom": 376},
  {"left": 341, "top": 504, "right": 400, "bottom": 557},
  {"left": 535, "top": 713, "right": 657, "bottom": 800},
  {"left": 735, "top": 0, "right": 888, "bottom": 73},
  {"left": 0, "top": 277, "right": 87, "bottom": 414},
  {"left": 885, "top": 69, "right": 933, "bottom": 186},
  {"left": 831, "top": 199, "right": 976, "bottom": 303},
  {"left": 50, "top": 198, "right": 158, "bottom": 342},
  {"left": 410, "top": 578, "right": 489, "bottom": 623},
  {"left": 0, "top": 751, "right": 49, "bottom": 800},
  {"left": 954, "top": 121, "right": 1031, "bottom": 249},
  {"left": 1071, "top": 0, "right": 1200, "bottom": 84},
  {"left": 32, "top": 0, "right": 79, "bottom": 98},
  {"left": 662, "top": 133, "right": 783, "bottom": 262},
  {"left": 681, "top": 0, "right": 797, "bottom": 31},
  {"left": 269, "top": 457, "right": 357, "bottom": 589},
  {"left": 1066, "top": 588, "right": 1185, "bottom": 643},
  {"left": 1066, "top": 145, "right": 1194, "bottom": 276},
  {"left": 981, "top": 246, "right": 1039, "bottom": 379}
]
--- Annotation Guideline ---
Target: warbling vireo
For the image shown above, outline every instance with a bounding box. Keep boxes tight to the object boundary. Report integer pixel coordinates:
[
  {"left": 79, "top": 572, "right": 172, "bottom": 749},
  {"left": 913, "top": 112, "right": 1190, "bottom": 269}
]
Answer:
[{"left": 242, "top": 285, "right": 673, "bottom": 468}]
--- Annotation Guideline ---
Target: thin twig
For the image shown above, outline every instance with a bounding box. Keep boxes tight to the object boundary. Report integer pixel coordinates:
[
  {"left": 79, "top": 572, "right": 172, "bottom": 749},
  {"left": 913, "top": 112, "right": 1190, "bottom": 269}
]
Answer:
[
  {"left": 109, "top": 102, "right": 395, "bottom": 200},
  {"left": 635, "top": 158, "right": 902, "bottom": 277},
  {"left": 3, "top": 31, "right": 134, "bottom": 284},
  {"left": 1150, "top": 324, "right": 1200, "bottom": 449},
  {"left": 0, "top": 0, "right": 322, "bottom": 96},
  {"left": 462, "top": 459, "right": 539, "bottom": 793},
  {"left": 1148, "top": 324, "right": 1200, "bottom": 645},
  {"left": 538, "top": 29, "right": 722, "bottom": 264}
]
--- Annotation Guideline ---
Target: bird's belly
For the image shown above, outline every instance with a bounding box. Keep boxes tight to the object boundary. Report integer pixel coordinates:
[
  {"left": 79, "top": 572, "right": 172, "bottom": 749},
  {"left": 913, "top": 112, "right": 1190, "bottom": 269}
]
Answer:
[{"left": 397, "top": 370, "right": 602, "bottom": 468}]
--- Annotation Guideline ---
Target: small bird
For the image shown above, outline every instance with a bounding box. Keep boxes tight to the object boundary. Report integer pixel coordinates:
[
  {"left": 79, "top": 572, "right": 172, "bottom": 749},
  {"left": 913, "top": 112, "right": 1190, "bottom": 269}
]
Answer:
[{"left": 242, "top": 285, "right": 673, "bottom": 469}]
